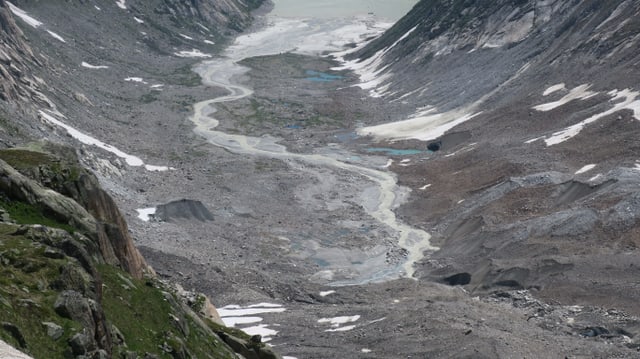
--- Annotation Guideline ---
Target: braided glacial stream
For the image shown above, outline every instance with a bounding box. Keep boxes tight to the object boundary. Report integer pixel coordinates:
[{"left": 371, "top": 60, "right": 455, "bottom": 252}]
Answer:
[{"left": 189, "top": 15, "right": 435, "bottom": 285}]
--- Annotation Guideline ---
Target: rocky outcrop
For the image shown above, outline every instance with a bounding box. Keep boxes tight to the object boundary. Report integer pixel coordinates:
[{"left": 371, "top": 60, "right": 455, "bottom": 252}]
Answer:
[
  {"left": 158, "top": 0, "right": 265, "bottom": 33},
  {"left": 0, "top": 147, "right": 148, "bottom": 279},
  {"left": 0, "top": 0, "right": 48, "bottom": 107}
]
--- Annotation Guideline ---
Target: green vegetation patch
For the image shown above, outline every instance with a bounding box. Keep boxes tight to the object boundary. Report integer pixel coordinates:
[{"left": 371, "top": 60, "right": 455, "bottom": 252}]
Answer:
[
  {"left": 99, "top": 264, "right": 236, "bottom": 358},
  {"left": 0, "top": 224, "right": 81, "bottom": 358},
  {"left": 0, "top": 199, "right": 76, "bottom": 234},
  {"left": 0, "top": 148, "right": 82, "bottom": 182}
]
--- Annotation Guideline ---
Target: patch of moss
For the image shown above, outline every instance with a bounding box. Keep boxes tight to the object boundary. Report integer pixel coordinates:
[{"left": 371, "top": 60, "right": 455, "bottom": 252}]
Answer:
[
  {"left": 99, "top": 264, "right": 236, "bottom": 358},
  {"left": 0, "top": 149, "right": 55, "bottom": 171},
  {"left": 0, "top": 199, "right": 76, "bottom": 234},
  {"left": 0, "top": 224, "right": 81, "bottom": 358},
  {"left": 0, "top": 148, "right": 82, "bottom": 182}
]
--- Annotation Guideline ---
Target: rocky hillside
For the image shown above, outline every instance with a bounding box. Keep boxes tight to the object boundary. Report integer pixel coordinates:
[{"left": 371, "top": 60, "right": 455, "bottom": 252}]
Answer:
[
  {"left": 350, "top": 0, "right": 640, "bottom": 314},
  {"left": 0, "top": 0, "right": 284, "bottom": 358}
]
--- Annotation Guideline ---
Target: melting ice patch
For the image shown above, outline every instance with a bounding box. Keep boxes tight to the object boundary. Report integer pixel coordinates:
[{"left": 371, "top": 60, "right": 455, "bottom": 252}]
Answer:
[
  {"left": 357, "top": 109, "right": 480, "bottom": 142},
  {"left": 575, "top": 164, "right": 596, "bottom": 175},
  {"left": 543, "top": 83, "right": 566, "bottom": 96},
  {"left": 319, "top": 290, "right": 336, "bottom": 297},
  {"left": 125, "top": 77, "right": 147, "bottom": 84},
  {"left": 174, "top": 49, "right": 212, "bottom": 58},
  {"left": 136, "top": 208, "right": 156, "bottom": 222},
  {"left": 6, "top": 2, "right": 42, "bottom": 27},
  {"left": 39, "top": 111, "right": 172, "bottom": 171},
  {"left": 534, "top": 88, "right": 640, "bottom": 146},
  {"left": 218, "top": 303, "right": 285, "bottom": 342},
  {"left": 46, "top": 30, "right": 66, "bottom": 43},
  {"left": 533, "top": 84, "right": 597, "bottom": 112},
  {"left": 318, "top": 315, "right": 361, "bottom": 332},
  {"left": 82, "top": 62, "right": 109, "bottom": 69}
]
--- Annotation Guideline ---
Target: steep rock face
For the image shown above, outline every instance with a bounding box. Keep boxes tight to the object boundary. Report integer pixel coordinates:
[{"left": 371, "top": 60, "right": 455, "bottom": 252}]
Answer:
[
  {"left": 0, "top": 0, "right": 47, "bottom": 107},
  {"left": 159, "top": 0, "right": 264, "bottom": 33},
  {"left": 352, "top": 0, "right": 640, "bottom": 110},
  {"left": 0, "top": 146, "right": 148, "bottom": 279}
]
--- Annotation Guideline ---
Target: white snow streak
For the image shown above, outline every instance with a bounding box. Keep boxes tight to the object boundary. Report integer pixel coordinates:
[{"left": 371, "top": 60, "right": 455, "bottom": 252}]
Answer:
[
  {"left": 6, "top": 2, "right": 42, "bottom": 27},
  {"left": 39, "top": 111, "right": 170, "bottom": 171},
  {"left": 575, "top": 164, "right": 596, "bottom": 175},
  {"left": 46, "top": 30, "right": 66, "bottom": 43},
  {"left": 533, "top": 84, "right": 597, "bottom": 111},
  {"left": 174, "top": 49, "right": 212, "bottom": 58},
  {"left": 115, "top": 0, "right": 126, "bottom": 10},
  {"left": 543, "top": 89, "right": 640, "bottom": 145},
  {"left": 82, "top": 62, "right": 109, "bottom": 69},
  {"left": 358, "top": 110, "right": 480, "bottom": 142},
  {"left": 543, "top": 83, "right": 566, "bottom": 96},
  {"left": 134, "top": 17, "right": 144, "bottom": 24},
  {"left": 319, "top": 290, "right": 336, "bottom": 297},
  {"left": 333, "top": 25, "right": 417, "bottom": 98}
]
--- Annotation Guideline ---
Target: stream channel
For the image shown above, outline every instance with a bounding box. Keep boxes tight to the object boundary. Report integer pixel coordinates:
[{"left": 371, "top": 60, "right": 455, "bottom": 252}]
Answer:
[{"left": 189, "top": 2, "right": 433, "bottom": 285}]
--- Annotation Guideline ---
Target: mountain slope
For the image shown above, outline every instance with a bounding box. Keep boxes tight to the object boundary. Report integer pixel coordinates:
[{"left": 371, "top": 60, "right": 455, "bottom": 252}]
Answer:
[{"left": 347, "top": 0, "right": 640, "bottom": 315}]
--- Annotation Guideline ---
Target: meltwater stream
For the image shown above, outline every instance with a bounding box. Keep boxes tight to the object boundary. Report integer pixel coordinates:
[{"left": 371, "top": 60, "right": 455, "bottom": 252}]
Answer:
[{"left": 189, "top": 11, "right": 434, "bottom": 284}]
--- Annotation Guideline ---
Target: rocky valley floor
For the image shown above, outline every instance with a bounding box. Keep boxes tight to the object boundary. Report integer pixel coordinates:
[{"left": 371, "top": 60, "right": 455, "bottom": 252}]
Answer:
[{"left": 2, "top": 1, "right": 640, "bottom": 358}]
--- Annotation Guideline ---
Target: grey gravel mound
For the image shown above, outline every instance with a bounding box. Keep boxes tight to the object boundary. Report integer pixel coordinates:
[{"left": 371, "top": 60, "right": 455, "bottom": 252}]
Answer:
[{"left": 155, "top": 199, "right": 214, "bottom": 222}]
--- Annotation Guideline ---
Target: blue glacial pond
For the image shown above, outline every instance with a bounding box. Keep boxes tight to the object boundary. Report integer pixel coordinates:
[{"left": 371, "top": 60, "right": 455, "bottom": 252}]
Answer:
[
  {"left": 306, "top": 70, "right": 344, "bottom": 82},
  {"left": 365, "top": 148, "right": 424, "bottom": 156}
]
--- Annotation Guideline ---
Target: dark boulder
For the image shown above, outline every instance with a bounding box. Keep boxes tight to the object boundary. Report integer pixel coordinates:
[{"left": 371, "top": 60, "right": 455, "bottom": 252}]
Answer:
[
  {"left": 443, "top": 272, "right": 471, "bottom": 286},
  {"left": 155, "top": 199, "right": 214, "bottom": 222},
  {"left": 427, "top": 141, "right": 442, "bottom": 152}
]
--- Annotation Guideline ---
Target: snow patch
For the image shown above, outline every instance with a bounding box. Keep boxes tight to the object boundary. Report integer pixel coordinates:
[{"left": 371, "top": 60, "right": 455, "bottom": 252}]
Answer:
[
  {"left": 174, "top": 49, "right": 212, "bottom": 58},
  {"left": 589, "top": 174, "right": 603, "bottom": 182},
  {"left": 6, "top": 2, "right": 42, "bottom": 28},
  {"left": 39, "top": 110, "right": 170, "bottom": 171},
  {"left": 115, "top": 0, "right": 126, "bottom": 10},
  {"left": 179, "top": 33, "right": 193, "bottom": 40},
  {"left": 82, "top": 62, "right": 109, "bottom": 69},
  {"left": 219, "top": 303, "right": 285, "bottom": 343},
  {"left": 543, "top": 83, "right": 566, "bottom": 96},
  {"left": 361, "top": 349, "right": 372, "bottom": 353},
  {"left": 136, "top": 208, "right": 156, "bottom": 222},
  {"left": 95, "top": 5, "right": 101, "bottom": 10},
  {"left": 419, "top": 184, "right": 432, "bottom": 190},
  {"left": 204, "top": 40, "right": 215, "bottom": 45},
  {"left": 544, "top": 89, "right": 640, "bottom": 145},
  {"left": 134, "top": 17, "right": 144, "bottom": 24},
  {"left": 46, "top": 30, "right": 66, "bottom": 43},
  {"left": 318, "top": 315, "right": 361, "bottom": 328},
  {"left": 319, "top": 290, "right": 336, "bottom": 297},
  {"left": 358, "top": 109, "right": 480, "bottom": 142},
  {"left": 242, "top": 325, "right": 279, "bottom": 342},
  {"left": 125, "top": 77, "right": 148, "bottom": 85},
  {"left": 325, "top": 325, "right": 356, "bottom": 332},
  {"left": 575, "top": 164, "right": 596, "bottom": 175},
  {"left": 533, "top": 84, "right": 597, "bottom": 111}
]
